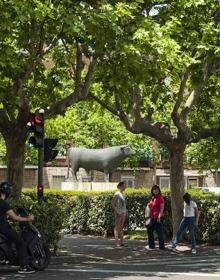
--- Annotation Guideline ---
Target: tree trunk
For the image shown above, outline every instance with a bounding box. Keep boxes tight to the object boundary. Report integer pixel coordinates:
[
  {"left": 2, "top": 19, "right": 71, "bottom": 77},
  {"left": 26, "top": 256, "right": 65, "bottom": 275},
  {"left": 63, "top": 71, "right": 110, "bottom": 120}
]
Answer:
[
  {"left": 5, "top": 132, "right": 27, "bottom": 199},
  {"left": 169, "top": 145, "right": 185, "bottom": 236}
]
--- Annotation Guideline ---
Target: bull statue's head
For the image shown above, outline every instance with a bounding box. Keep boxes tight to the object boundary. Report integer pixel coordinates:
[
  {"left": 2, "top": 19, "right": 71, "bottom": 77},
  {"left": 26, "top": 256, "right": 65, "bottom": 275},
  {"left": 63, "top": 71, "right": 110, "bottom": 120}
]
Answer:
[{"left": 120, "top": 145, "right": 135, "bottom": 156}]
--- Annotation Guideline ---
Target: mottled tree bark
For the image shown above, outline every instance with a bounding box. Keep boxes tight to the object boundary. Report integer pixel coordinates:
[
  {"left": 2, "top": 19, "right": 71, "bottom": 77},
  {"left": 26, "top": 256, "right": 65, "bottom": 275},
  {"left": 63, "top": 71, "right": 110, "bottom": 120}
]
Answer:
[
  {"left": 5, "top": 130, "right": 27, "bottom": 199},
  {"left": 169, "top": 144, "right": 185, "bottom": 235}
]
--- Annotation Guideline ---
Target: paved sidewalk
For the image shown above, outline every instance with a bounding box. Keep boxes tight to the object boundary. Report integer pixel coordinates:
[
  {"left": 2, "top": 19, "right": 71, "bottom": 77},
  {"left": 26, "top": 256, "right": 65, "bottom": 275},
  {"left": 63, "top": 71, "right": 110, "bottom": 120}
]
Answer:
[
  {"left": 1, "top": 235, "right": 220, "bottom": 280},
  {"left": 57, "top": 234, "right": 220, "bottom": 262}
]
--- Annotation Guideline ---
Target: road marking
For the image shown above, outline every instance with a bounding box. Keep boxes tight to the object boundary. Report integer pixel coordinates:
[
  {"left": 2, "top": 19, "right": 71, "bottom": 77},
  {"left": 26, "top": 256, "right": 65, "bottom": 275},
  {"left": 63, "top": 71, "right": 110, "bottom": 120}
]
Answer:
[
  {"left": 83, "top": 259, "right": 220, "bottom": 268},
  {"left": 53, "top": 256, "right": 220, "bottom": 272},
  {"left": 47, "top": 268, "right": 220, "bottom": 277},
  {"left": 168, "top": 261, "right": 220, "bottom": 267},
  {"left": 55, "top": 256, "right": 220, "bottom": 267}
]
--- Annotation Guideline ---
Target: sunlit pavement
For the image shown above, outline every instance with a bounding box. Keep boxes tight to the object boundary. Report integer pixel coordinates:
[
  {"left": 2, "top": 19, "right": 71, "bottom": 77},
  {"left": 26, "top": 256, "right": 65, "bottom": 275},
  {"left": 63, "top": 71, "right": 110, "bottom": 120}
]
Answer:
[{"left": 1, "top": 235, "right": 220, "bottom": 280}]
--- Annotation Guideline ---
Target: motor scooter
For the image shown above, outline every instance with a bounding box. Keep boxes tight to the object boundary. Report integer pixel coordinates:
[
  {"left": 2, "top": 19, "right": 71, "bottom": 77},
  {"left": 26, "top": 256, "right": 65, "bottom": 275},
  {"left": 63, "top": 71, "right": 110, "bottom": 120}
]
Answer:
[{"left": 0, "top": 207, "right": 50, "bottom": 271}]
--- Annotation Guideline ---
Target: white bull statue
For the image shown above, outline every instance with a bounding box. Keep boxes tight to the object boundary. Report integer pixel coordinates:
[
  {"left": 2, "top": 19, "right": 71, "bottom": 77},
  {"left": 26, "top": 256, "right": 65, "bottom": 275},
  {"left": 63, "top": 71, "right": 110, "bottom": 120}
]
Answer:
[{"left": 68, "top": 145, "right": 135, "bottom": 182}]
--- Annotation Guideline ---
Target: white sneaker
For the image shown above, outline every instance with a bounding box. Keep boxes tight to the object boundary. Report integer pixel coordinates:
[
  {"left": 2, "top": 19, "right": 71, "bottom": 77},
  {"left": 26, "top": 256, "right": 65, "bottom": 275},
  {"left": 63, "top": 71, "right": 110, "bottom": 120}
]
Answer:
[
  {"left": 191, "top": 249, "right": 197, "bottom": 254},
  {"left": 168, "top": 244, "right": 177, "bottom": 251}
]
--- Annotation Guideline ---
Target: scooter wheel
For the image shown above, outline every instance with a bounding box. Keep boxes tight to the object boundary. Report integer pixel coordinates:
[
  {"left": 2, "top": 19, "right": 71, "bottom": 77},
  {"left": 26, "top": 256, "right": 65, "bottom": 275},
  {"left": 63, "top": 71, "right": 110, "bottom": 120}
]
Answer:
[{"left": 30, "top": 242, "right": 51, "bottom": 271}]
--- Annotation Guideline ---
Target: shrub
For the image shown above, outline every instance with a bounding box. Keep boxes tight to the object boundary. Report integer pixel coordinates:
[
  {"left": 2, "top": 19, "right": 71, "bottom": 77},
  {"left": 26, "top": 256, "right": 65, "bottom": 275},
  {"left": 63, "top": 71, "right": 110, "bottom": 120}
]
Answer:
[
  {"left": 14, "top": 187, "right": 220, "bottom": 251},
  {"left": 10, "top": 193, "right": 68, "bottom": 253}
]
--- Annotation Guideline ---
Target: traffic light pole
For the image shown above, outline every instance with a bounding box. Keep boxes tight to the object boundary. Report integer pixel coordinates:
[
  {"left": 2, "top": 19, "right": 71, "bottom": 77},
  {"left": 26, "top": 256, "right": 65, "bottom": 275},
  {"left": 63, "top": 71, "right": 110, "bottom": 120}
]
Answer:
[
  {"left": 38, "top": 146, "right": 44, "bottom": 205},
  {"left": 37, "top": 111, "right": 44, "bottom": 205}
]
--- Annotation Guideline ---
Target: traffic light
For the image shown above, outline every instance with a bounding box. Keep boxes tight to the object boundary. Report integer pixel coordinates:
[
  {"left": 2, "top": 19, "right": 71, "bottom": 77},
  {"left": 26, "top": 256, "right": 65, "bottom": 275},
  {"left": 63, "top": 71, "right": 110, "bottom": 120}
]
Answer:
[
  {"left": 28, "top": 112, "right": 44, "bottom": 148},
  {"left": 37, "top": 185, "right": 43, "bottom": 205},
  {"left": 44, "top": 138, "right": 58, "bottom": 163}
]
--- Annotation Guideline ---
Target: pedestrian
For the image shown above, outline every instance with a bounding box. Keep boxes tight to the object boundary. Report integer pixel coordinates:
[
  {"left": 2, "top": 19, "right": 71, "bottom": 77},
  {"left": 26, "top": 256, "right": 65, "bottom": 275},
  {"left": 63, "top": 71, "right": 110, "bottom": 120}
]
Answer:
[
  {"left": 146, "top": 184, "right": 165, "bottom": 250},
  {"left": 171, "top": 192, "right": 200, "bottom": 254},
  {"left": 0, "top": 182, "right": 35, "bottom": 273},
  {"left": 111, "top": 181, "right": 127, "bottom": 247}
]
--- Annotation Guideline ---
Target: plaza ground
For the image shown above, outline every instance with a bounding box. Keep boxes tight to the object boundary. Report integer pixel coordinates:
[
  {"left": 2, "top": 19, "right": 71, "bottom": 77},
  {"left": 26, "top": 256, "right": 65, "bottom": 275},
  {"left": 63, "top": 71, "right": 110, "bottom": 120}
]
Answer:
[{"left": 0, "top": 234, "right": 220, "bottom": 279}]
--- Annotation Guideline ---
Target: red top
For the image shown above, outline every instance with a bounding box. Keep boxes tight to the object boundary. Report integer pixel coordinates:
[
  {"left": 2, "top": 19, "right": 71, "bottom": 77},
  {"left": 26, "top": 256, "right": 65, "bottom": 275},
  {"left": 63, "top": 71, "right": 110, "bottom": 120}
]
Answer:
[{"left": 149, "top": 195, "right": 164, "bottom": 219}]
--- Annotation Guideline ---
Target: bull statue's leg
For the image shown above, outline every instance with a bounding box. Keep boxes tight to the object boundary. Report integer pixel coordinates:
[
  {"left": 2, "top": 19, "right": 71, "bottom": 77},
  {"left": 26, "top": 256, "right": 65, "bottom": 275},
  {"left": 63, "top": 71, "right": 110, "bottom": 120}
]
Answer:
[
  {"left": 109, "top": 172, "right": 112, "bottom": 182},
  {"left": 71, "top": 166, "right": 78, "bottom": 181},
  {"left": 85, "top": 169, "right": 91, "bottom": 182},
  {"left": 74, "top": 172, "right": 78, "bottom": 181},
  {"left": 90, "top": 170, "right": 94, "bottom": 182},
  {"left": 104, "top": 171, "right": 110, "bottom": 182}
]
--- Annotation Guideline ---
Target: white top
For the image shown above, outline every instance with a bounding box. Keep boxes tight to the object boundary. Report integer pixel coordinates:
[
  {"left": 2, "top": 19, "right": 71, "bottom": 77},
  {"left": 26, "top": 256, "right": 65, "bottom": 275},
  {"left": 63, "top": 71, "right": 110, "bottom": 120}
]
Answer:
[
  {"left": 114, "top": 191, "right": 126, "bottom": 215},
  {"left": 183, "top": 201, "right": 197, "bottom": 217}
]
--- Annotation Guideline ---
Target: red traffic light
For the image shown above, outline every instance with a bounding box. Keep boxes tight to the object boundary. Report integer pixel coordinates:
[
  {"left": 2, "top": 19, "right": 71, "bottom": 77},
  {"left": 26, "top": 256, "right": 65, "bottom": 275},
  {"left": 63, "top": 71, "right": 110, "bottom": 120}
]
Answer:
[
  {"left": 34, "top": 115, "right": 43, "bottom": 124},
  {"left": 29, "top": 113, "right": 43, "bottom": 125},
  {"left": 37, "top": 185, "right": 44, "bottom": 205},
  {"left": 28, "top": 112, "right": 44, "bottom": 148},
  {"left": 37, "top": 185, "right": 43, "bottom": 192}
]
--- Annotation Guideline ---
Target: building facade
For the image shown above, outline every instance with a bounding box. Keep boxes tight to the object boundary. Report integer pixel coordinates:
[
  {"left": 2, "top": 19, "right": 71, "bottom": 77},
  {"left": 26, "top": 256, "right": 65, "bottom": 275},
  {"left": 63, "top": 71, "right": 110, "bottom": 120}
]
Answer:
[{"left": 0, "top": 160, "right": 219, "bottom": 190}]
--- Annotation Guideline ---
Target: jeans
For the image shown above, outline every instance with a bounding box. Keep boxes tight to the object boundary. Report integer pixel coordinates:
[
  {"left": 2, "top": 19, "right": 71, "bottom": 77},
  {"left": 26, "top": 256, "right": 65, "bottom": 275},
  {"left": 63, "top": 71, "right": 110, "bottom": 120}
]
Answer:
[
  {"left": 147, "top": 218, "right": 165, "bottom": 249},
  {"left": 173, "top": 217, "right": 196, "bottom": 250},
  {"left": 0, "top": 225, "right": 28, "bottom": 266}
]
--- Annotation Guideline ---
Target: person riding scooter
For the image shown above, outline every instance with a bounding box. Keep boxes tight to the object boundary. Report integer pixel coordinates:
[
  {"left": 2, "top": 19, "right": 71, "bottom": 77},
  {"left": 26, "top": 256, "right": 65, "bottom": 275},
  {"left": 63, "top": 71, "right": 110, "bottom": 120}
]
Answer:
[{"left": 0, "top": 181, "right": 35, "bottom": 274}]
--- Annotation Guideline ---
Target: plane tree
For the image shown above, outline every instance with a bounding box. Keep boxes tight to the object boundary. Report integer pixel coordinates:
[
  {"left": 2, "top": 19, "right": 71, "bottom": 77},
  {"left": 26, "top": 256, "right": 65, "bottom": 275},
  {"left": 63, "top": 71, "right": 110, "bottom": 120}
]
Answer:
[
  {"left": 0, "top": 0, "right": 101, "bottom": 197},
  {"left": 0, "top": 0, "right": 219, "bottom": 237},
  {"left": 88, "top": 0, "right": 220, "bottom": 233},
  {"left": 0, "top": 0, "right": 152, "bottom": 197}
]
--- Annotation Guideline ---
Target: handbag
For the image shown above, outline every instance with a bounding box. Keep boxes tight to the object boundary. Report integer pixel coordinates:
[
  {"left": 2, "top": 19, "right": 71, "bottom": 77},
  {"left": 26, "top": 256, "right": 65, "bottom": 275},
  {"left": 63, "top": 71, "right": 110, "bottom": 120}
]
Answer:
[{"left": 145, "top": 205, "right": 151, "bottom": 226}]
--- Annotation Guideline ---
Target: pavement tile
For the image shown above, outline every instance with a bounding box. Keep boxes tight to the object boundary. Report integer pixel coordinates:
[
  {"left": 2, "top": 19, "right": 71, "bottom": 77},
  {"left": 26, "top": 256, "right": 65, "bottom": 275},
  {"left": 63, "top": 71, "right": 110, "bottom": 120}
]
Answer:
[{"left": 56, "top": 234, "right": 220, "bottom": 262}]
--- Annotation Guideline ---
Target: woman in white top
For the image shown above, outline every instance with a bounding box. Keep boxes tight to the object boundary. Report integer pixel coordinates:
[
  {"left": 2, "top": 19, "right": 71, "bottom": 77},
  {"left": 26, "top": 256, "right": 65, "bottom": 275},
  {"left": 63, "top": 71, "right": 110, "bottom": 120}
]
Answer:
[
  {"left": 111, "top": 182, "right": 127, "bottom": 246},
  {"left": 171, "top": 193, "right": 200, "bottom": 254}
]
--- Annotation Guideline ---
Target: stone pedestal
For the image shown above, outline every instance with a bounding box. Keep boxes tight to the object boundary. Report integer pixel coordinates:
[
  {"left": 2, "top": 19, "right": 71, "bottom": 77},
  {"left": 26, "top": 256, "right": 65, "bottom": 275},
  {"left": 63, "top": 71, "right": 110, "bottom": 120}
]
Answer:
[{"left": 61, "top": 181, "right": 118, "bottom": 192}]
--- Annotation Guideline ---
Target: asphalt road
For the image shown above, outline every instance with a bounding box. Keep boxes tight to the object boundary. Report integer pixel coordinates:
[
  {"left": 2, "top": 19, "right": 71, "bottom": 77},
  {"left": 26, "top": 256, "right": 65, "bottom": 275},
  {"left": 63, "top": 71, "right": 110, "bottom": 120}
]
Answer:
[{"left": 1, "top": 235, "right": 220, "bottom": 280}]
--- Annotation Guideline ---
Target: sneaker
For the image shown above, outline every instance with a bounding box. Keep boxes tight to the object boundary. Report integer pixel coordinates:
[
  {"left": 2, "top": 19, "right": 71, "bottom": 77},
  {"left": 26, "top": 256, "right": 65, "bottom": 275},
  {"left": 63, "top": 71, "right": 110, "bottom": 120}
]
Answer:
[
  {"left": 18, "top": 265, "right": 35, "bottom": 274},
  {"left": 191, "top": 249, "right": 197, "bottom": 255},
  {"left": 168, "top": 244, "right": 177, "bottom": 251}
]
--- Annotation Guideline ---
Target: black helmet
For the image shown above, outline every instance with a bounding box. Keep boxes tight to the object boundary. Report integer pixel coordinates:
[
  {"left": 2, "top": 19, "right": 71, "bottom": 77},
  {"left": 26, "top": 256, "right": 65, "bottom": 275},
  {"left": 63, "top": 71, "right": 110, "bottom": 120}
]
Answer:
[{"left": 0, "top": 182, "right": 12, "bottom": 199}]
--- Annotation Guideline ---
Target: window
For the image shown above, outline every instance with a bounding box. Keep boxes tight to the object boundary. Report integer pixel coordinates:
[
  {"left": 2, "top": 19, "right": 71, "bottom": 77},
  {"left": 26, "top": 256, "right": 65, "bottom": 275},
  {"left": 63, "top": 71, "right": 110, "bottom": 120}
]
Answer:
[
  {"left": 52, "top": 175, "right": 66, "bottom": 189},
  {"left": 187, "top": 177, "right": 198, "bottom": 189},
  {"left": 159, "top": 177, "right": 170, "bottom": 188},
  {"left": 121, "top": 176, "right": 135, "bottom": 188}
]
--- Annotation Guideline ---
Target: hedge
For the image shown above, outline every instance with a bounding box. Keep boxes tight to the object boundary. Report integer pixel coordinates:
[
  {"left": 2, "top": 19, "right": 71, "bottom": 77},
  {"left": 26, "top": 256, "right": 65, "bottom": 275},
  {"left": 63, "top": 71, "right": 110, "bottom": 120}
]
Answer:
[{"left": 7, "top": 188, "right": 220, "bottom": 253}]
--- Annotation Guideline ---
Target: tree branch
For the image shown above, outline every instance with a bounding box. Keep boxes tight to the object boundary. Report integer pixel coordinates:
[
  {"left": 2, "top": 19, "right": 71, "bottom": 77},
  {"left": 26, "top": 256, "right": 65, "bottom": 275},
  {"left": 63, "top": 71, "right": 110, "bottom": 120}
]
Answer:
[
  {"left": 130, "top": 87, "right": 142, "bottom": 124},
  {"left": 80, "top": 57, "right": 96, "bottom": 99},
  {"left": 116, "top": 89, "right": 173, "bottom": 144},
  {"left": 0, "top": 110, "right": 10, "bottom": 136},
  {"left": 144, "top": 91, "right": 160, "bottom": 121},
  {"left": 171, "top": 48, "right": 197, "bottom": 129},
  {"left": 74, "top": 43, "right": 83, "bottom": 94},
  {"left": 14, "top": 20, "right": 61, "bottom": 98},
  {"left": 115, "top": 93, "right": 132, "bottom": 131},
  {"left": 2, "top": 101, "right": 15, "bottom": 123},
  {"left": 181, "top": 85, "right": 203, "bottom": 120},
  {"left": 61, "top": 38, "right": 77, "bottom": 79},
  {"left": 190, "top": 128, "right": 220, "bottom": 143},
  {"left": 180, "top": 57, "right": 217, "bottom": 121},
  {"left": 45, "top": 92, "right": 82, "bottom": 118},
  {"left": 45, "top": 58, "right": 96, "bottom": 118},
  {"left": 90, "top": 91, "right": 174, "bottom": 148},
  {"left": 89, "top": 93, "right": 118, "bottom": 116},
  {"left": 171, "top": 66, "right": 191, "bottom": 128}
]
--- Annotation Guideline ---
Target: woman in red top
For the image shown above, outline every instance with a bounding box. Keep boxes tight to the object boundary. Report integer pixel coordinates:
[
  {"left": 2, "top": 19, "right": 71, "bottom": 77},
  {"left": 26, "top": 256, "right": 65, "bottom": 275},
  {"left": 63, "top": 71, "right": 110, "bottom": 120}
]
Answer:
[{"left": 146, "top": 185, "right": 165, "bottom": 250}]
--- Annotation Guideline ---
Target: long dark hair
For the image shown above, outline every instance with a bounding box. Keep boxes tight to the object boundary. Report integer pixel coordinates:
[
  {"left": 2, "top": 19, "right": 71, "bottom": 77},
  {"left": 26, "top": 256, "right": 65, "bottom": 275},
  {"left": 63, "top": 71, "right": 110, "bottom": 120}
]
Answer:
[
  {"left": 151, "top": 184, "right": 161, "bottom": 196},
  {"left": 117, "top": 181, "right": 125, "bottom": 189},
  {"left": 183, "top": 192, "right": 191, "bottom": 205}
]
